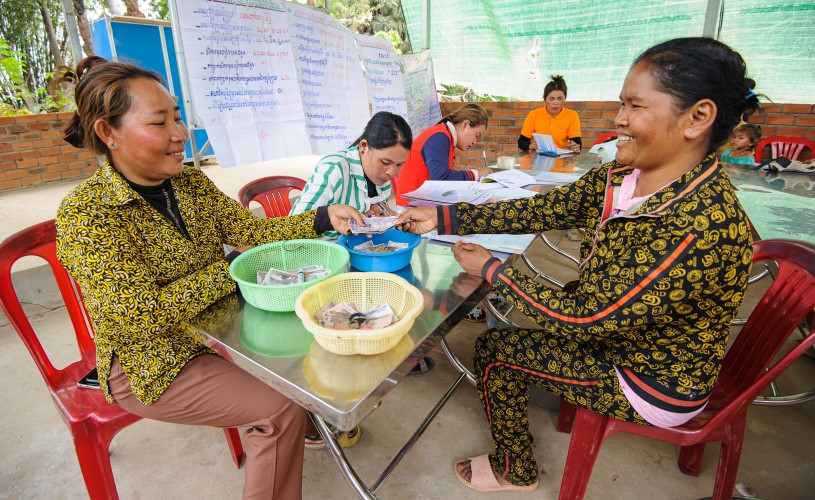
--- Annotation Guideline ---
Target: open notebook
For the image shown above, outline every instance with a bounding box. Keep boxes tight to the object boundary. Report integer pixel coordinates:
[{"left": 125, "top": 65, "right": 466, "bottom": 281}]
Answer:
[{"left": 533, "top": 133, "right": 574, "bottom": 157}]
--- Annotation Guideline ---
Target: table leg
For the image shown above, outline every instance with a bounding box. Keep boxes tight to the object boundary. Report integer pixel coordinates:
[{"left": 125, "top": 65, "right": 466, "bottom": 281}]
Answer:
[
  {"left": 311, "top": 414, "right": 378, "bottom": 499},
  {"left": 312, "top": 369, "right": 472, "bottom": 498},
  {"left": 439, "top": 337, "right": 476, "bottom": 386},
  {"left": 371, "top": 372, "right": 468, "bottom": 493}
]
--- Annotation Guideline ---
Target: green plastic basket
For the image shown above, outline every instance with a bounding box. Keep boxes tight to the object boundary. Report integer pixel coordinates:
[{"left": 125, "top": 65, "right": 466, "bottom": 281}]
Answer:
[{"left": 229, "top": 239, "right": 349, "bottom": 312}]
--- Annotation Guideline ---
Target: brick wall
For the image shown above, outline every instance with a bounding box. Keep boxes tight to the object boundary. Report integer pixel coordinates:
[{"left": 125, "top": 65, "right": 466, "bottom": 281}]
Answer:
[
  {"left": 2, "top": 102, "right": 813, "bottom": 191},
  {"left": 0, "top": 112, "right": 99, "bottom": 192},
  {"left": 441, "top": 101, "right": 815, "bottom": 167}
]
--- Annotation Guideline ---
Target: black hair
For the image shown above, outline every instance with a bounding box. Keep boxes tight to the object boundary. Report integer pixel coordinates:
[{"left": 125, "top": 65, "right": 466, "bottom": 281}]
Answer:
[
  {"left": 350, "top": 111, "right": 413, "bottom": 150},
  {"left": 544, "top": 75, "right": 568, "bottom": 99},
  {"left": 634, "top": 37, "right": 764, "bottom": 153}
]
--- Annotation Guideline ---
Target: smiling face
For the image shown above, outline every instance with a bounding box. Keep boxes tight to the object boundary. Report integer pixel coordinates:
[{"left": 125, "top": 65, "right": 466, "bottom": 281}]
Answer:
[
  {"left": 455, "top": 121, "right": 485, "bottom": 152},
  {"left": 545, "top": 90, "right": 566, "bottom": 116},
  {"left": 359, "top": 140, "right": 410, "bottom": 186},
  {"left": 101, "top": 78, "right": 188, "bottom": 185},
  {"left": 613, "top": 62, "right": 692, "bottom": 173}
]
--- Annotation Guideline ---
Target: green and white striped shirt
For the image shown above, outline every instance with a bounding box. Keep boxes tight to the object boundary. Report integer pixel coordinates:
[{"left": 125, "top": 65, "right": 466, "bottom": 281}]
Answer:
[{"left": 290, "top": 146, "right": 392, "bottom": 217}]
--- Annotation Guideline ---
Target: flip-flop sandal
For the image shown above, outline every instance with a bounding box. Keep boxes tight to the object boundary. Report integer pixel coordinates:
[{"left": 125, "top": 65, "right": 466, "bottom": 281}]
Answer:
[
  {"left": 454, "top": 454, "right": 539, "bottom": 493},
  {"left": 408, "top": 356, "right": 435, "bottom": 376},
  {"left": 305, "top": 425, "right": 362, "bottom": 450}
]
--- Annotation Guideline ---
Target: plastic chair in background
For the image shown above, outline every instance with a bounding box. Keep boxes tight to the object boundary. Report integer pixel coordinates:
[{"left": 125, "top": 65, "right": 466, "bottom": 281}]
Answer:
[
  {"left": 754, "top": 136, "right": 815, "bottom": 163},
  {"left": 594, "top": 131, "right": 618, "bottom": 144},
  {"left": 554, "top": 239, "right": 815, "bottom": 500},
  {"left": 0, "top": 220, "right": 245, "bottom": 500},
  {"left": 238, "top": 175, "right": 306, "bottom": 218}
]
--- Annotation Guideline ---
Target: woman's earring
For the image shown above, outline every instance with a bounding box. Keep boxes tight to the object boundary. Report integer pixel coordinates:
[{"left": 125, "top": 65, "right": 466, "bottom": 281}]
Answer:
[{"left": 109, "top": 143, "right": 116, "bottom": 148}]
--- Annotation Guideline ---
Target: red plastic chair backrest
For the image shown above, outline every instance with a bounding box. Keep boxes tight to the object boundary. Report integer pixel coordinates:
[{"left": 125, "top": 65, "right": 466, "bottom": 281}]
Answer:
[
  {"left": 754, "top": 136, "right": 815, "bottom": 163},
  {"left": 711, "top": 239, "right": 815, "bottom": 423},
  {"left": 595, "top": 132, "right": 618, "bottom": 144},
  {"left": 0, "top": 220, "right": 96, "bottom": 392},
  {"left": 237, "top": 175, "right": 306, "bottom": 218}
]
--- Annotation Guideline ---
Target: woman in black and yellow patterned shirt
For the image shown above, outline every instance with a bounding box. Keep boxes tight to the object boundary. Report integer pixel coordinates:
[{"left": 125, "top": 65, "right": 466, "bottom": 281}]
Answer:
[
  {"left": 55, "top": 56, "right": 364, "bottom": 499},
  {"left": 398, "top": 38, "right": 761, "bottom": 493}
]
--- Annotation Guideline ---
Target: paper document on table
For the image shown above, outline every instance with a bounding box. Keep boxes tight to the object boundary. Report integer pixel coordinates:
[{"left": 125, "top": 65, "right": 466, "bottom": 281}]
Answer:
[
  {"left": 486, "top": 187, "right": 539, "bottom": 201},
  {"left": 534, "top": 171, "right": 582, "bottom": 185},
  {"left": 480, "top": 169, "right": 539, "bottom": 188},
  {"left": 401, "top": 180, "right": 482, "bottom": 204},
  {"left": 533, "top": 133, "right": 574, "bottom": 157},
  {"left": 423, "top": 231, "right": 536, "bottom": 255}
]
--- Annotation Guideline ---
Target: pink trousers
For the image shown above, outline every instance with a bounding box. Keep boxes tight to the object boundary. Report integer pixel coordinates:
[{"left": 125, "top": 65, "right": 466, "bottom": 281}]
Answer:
[{"left": 109, "top": 354, "right": 307, "bottom": 499}]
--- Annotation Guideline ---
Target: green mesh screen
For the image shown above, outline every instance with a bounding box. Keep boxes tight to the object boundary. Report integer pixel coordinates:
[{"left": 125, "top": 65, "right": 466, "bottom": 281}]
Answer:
[{"left": 401, "top": 0, "right": 815, "bottom": 104}]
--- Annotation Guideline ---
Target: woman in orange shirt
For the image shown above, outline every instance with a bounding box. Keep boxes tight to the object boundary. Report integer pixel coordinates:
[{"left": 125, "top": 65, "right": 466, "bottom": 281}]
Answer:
[{"left": 518, "top": 75, "right": 582, "bottom": 153}]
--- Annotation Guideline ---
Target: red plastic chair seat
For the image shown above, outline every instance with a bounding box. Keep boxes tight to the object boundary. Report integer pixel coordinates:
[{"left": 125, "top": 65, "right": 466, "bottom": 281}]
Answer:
[
  {"left": 754, "top": 136, "right": 815, "bottom": 163},
  {"left": 594, "top": 131, "right": 618, "bottom": 144},
  {"left": 554, "top": 239, "right": 815, "bottom": 500},
  {"left": 0, "top": 220, "right": 245, "bottom": 500},
  {"left": 238, "top": 175, "right": 306, "bottom": 218}
]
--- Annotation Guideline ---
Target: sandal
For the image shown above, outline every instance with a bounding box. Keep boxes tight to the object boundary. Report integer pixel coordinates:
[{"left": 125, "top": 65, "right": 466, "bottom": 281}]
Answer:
[
  {"left": 454, "top": 454, "right": 538, "bottom": 493},
  {"left": 304, "top": 424, "right": 362, "bottom": 450},
  {"left": 408, "top": 356, "right": 435, "bottom": 376}
]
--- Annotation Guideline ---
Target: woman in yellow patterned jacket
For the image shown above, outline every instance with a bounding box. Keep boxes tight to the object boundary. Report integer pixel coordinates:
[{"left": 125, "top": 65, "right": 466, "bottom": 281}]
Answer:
[
  {"left": 55, "top": 56, "right": 364, "bottom": 499},
  {"left": 397, "top": 37, "right": 761, "bottom": 493}
]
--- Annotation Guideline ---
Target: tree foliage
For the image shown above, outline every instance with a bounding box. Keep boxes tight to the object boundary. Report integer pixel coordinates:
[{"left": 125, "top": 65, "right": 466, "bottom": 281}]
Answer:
[
  {"left": 326, "top": 0, "right": 411, "bottom": 54},
  {"left": 147, "top": 0, "right": 169, "bottom": 19},
  {"left": 0, "top": 0, "right": 73, "bottom": 114}
]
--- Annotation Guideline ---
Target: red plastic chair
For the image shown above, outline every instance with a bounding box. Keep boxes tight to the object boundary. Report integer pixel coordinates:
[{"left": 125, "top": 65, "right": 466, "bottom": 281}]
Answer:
[
  {"left": 0, "top": 220, "right": 245, "bottom": 500},
  {"left": 554, "top": 239, "right": 815, "bottom": 500},
  {"left": 594, "top": 131, "right": 618, "bottom": 144},
  {"left": 754, "top": 136, "right": 815, "bottom": 163},
  {"left": 238, "top": 175, "right": 306, "bottom": 218}
]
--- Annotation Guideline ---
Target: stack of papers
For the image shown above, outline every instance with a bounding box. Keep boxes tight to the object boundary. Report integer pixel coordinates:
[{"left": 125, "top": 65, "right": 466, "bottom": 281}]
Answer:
[
  {"left": 533, "top": 133, "right": 575, "bottom": 157},
  {"left": 401, "top": 180, "right": 539, "bottom": 206},
  {"left": 423, "top": 231, "right": 536, "bottom": 256},
  {"left": 400, "top": 181, "right": 483, "bottom": 206},
  {"left": 480, "top": 169, "right": 540, "bottom": 188}
]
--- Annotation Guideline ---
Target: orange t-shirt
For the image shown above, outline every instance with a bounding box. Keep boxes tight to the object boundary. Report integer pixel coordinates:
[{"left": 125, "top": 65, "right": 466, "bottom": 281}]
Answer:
[{"left": 520, "top": 107, "right": 581, "bottom": 149}]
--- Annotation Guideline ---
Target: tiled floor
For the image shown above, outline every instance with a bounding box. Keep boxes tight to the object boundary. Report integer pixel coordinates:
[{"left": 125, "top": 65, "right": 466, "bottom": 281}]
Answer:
[{"left": 1, "top": 164, "right": 814, "bottom": 499}]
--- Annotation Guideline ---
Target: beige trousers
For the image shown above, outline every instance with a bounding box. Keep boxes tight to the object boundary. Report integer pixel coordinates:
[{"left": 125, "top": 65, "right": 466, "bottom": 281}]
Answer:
[{"left": 109, "top": 354, "right": 307, "bottom": 499}]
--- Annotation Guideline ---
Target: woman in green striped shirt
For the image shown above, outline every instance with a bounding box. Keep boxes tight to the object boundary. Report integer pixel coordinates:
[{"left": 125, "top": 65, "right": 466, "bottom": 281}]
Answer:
[{"left": 290, "top": 112, "right": 412, "bottom": 225}]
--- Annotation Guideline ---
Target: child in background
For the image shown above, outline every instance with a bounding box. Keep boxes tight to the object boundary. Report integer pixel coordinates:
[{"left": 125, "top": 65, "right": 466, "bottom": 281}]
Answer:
[{"left": 721, "top": 123, "right": 761, "bottom": 164}]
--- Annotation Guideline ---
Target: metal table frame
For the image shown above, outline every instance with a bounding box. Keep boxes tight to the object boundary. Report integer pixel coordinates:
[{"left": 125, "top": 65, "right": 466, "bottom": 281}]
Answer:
[
  {"left": 190, "top": 240, "right": 491, "bottom": 499},
  {"left": 311, "top": 336, "right": 478, "bottom": 498}
]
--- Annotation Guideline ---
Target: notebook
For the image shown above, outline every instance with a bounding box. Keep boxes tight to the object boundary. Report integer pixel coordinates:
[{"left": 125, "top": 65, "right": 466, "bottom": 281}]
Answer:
[{"left": 532, "top": 133, "right": 574, "bottom": 157}]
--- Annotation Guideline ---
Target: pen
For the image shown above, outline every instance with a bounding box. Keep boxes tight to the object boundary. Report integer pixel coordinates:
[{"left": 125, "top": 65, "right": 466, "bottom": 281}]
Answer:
[
  {"left": 482, "top": 151, "right": 488, "bottom": 167},
  {"left": 376, "top": 201, "right": 391, "bottom": 216}
]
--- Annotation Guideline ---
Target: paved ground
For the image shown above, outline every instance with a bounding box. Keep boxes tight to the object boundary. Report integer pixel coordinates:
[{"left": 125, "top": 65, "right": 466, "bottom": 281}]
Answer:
[{"left": 2, "top": 160, "right": 814, "bottom": 499}]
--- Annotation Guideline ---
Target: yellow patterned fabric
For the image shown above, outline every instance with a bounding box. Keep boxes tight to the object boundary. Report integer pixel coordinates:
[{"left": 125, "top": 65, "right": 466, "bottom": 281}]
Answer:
[
  {"left": 437, "top": 155, "right": 753, "bottom": 485},
  {"left": 439, "top": 155, "right": 753, "bottom": 399},
  {"left": 56, "top": 162, "right": 319, "bottom": 404}
]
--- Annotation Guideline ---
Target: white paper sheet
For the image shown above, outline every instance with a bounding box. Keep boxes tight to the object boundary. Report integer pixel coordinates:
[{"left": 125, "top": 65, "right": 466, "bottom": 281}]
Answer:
[
  {"left": 286, "top": 3, "right": 370, "bottom": 154},
  {"left": 356, "top": 34, "right": 409, "bottom": 118},
  {"left": 174, "top": 1, "right": 311, "bottom": 166},
  {"left": 479, "top": 169, "right": 538, "bottom": 188},
  {"left": 398, "top": 50, "right": 443, "bottom": 137},
  {"left": 400, "top": 180, "right": 483, "bottom": 204},
  {"left": 423, "top": 231, "right": 536, "bottom": 255}
]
